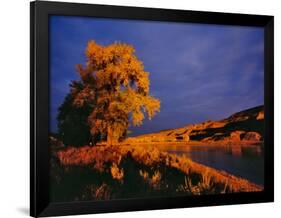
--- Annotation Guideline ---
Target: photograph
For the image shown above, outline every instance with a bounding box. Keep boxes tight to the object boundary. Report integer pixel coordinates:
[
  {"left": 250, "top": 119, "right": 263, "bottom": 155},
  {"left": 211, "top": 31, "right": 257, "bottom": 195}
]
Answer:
[
  {"left": 0, "top": 0, "right": 278, "bottom": 218},
  {"left": 49, "top": 15, "right": 265, "bottom": 202}
]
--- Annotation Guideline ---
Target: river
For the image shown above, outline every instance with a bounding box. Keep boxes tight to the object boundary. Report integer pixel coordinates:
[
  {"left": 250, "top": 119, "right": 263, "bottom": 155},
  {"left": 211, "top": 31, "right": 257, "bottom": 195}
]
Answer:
[{"left": 155, "top": 143, "right": 264, "bottom": 186}]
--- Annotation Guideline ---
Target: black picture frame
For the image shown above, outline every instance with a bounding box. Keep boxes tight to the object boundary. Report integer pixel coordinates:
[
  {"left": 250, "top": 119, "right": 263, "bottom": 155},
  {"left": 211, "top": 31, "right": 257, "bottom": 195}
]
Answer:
[{"left": 30, "top": 1, "right": 274, "bottom": 217}]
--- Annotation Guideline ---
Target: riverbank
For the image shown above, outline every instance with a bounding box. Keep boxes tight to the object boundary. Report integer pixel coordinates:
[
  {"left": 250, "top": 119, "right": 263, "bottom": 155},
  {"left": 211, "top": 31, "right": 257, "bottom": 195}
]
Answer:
[
  {"left": 50, "top": 138, "right": 263, "bottom": 202},
  {"left": 118, "top": 140, "right": 263, "bottom": 147}
]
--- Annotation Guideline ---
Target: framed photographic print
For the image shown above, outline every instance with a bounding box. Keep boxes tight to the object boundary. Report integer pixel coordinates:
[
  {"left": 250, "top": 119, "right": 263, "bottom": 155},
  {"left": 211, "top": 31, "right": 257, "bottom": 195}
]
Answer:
[{"left": 30, "top": 1, "right": 274, "bottom": 217}]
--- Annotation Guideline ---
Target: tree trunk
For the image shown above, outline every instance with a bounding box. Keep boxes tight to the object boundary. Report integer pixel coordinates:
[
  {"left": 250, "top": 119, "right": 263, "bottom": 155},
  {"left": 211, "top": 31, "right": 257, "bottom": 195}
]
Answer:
[{"left": 107, "top": 126, "right": 113, "bottom": 145}]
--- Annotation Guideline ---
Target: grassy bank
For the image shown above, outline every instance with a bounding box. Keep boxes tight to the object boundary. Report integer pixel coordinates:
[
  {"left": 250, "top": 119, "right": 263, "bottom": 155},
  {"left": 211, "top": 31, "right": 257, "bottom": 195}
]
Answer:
[{"left": 50, "top": 137, "right": 262, "bottom": 202}]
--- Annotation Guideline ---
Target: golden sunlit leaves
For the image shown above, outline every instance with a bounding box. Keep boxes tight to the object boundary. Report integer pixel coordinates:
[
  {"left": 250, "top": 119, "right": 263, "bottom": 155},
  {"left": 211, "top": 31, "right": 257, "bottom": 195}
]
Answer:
[{"left": 71, "top": 40, "right": 161, "bottom": 145}]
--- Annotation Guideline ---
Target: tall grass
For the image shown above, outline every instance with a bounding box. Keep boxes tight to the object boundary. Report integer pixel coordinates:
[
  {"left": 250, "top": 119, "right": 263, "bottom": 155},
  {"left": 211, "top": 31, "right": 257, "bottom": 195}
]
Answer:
[{"left": 51, "top": 138, "right": 262, "bottom": 202}]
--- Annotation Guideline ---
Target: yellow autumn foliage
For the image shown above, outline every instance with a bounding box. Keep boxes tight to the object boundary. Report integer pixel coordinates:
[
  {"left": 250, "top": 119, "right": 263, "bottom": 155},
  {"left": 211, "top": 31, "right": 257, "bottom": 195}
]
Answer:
[{"left": 71, "top": 40, "right": 160, "bottom": 145}]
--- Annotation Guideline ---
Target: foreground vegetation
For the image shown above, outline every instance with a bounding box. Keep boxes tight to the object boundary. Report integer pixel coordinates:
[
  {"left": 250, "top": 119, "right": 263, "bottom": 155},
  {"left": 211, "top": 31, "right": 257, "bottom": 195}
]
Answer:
[{"left": 50, "top": 137, "right": 262, "bottom": 202}]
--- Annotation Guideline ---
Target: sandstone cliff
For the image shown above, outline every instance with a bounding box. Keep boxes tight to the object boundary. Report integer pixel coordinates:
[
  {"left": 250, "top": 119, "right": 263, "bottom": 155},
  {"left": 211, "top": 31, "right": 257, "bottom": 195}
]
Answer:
[{"left": 125, "top": 105, "right": 264, "bottom": 144}]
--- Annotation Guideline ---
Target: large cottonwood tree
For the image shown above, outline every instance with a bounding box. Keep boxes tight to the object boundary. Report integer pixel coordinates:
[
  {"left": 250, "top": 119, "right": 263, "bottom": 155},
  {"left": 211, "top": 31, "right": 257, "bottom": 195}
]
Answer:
[{"left": 61, "top": 40, "right": 160, "bottom": 145}]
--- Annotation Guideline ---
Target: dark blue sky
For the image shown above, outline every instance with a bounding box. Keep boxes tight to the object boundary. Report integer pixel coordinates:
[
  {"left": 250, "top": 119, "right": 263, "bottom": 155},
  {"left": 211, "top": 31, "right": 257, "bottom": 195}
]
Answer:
[{"left": 50, "top": 15, "right": 264, "bottom": 136}]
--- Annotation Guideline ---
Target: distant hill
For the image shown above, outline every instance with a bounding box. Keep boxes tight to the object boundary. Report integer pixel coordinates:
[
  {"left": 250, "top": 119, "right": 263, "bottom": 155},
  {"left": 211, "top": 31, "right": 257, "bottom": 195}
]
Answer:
[{"left": 125, "top": 105, "right": 264, "bottom": 145}]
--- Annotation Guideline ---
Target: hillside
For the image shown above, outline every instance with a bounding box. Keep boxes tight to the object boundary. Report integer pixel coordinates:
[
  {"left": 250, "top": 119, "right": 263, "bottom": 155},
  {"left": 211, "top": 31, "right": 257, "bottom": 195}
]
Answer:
[{"left": 125, "top": 105, "right": 264, "bottom": 145}]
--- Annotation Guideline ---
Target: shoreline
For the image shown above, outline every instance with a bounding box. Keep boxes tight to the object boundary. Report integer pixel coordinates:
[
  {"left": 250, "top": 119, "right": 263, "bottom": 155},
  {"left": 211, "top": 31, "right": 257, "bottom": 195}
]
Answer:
[
  {"left": 54, "top": 141, "right": 263, "bottom": 192},
  {"left": 50, "top": 136, "right": 263, "bottom": 202},
  {"left": 113, "top": 140, "right": 263, "bottom": 147},
  {"left": 97, "top": 141, "right": 264, "bottom": 186}
]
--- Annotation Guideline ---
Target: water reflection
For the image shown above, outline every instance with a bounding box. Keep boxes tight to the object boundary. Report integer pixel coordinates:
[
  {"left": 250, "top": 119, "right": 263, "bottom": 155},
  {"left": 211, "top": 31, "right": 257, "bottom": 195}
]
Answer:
[{"left": 154, "top": 143, "right": 264, "bottom": 186}]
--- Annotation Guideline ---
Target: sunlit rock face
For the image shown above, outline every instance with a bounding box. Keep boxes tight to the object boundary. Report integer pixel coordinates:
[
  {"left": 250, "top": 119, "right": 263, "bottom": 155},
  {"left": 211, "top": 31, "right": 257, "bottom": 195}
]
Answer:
[
  {"left": 242, "top": 132, "right": 262, "bottom": 141},
  {"left": 256, "top": 111, "right": 264, "bottom": 120},
  {"left": 125, "top": 105, "right": 264, "bottom": 145}
]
